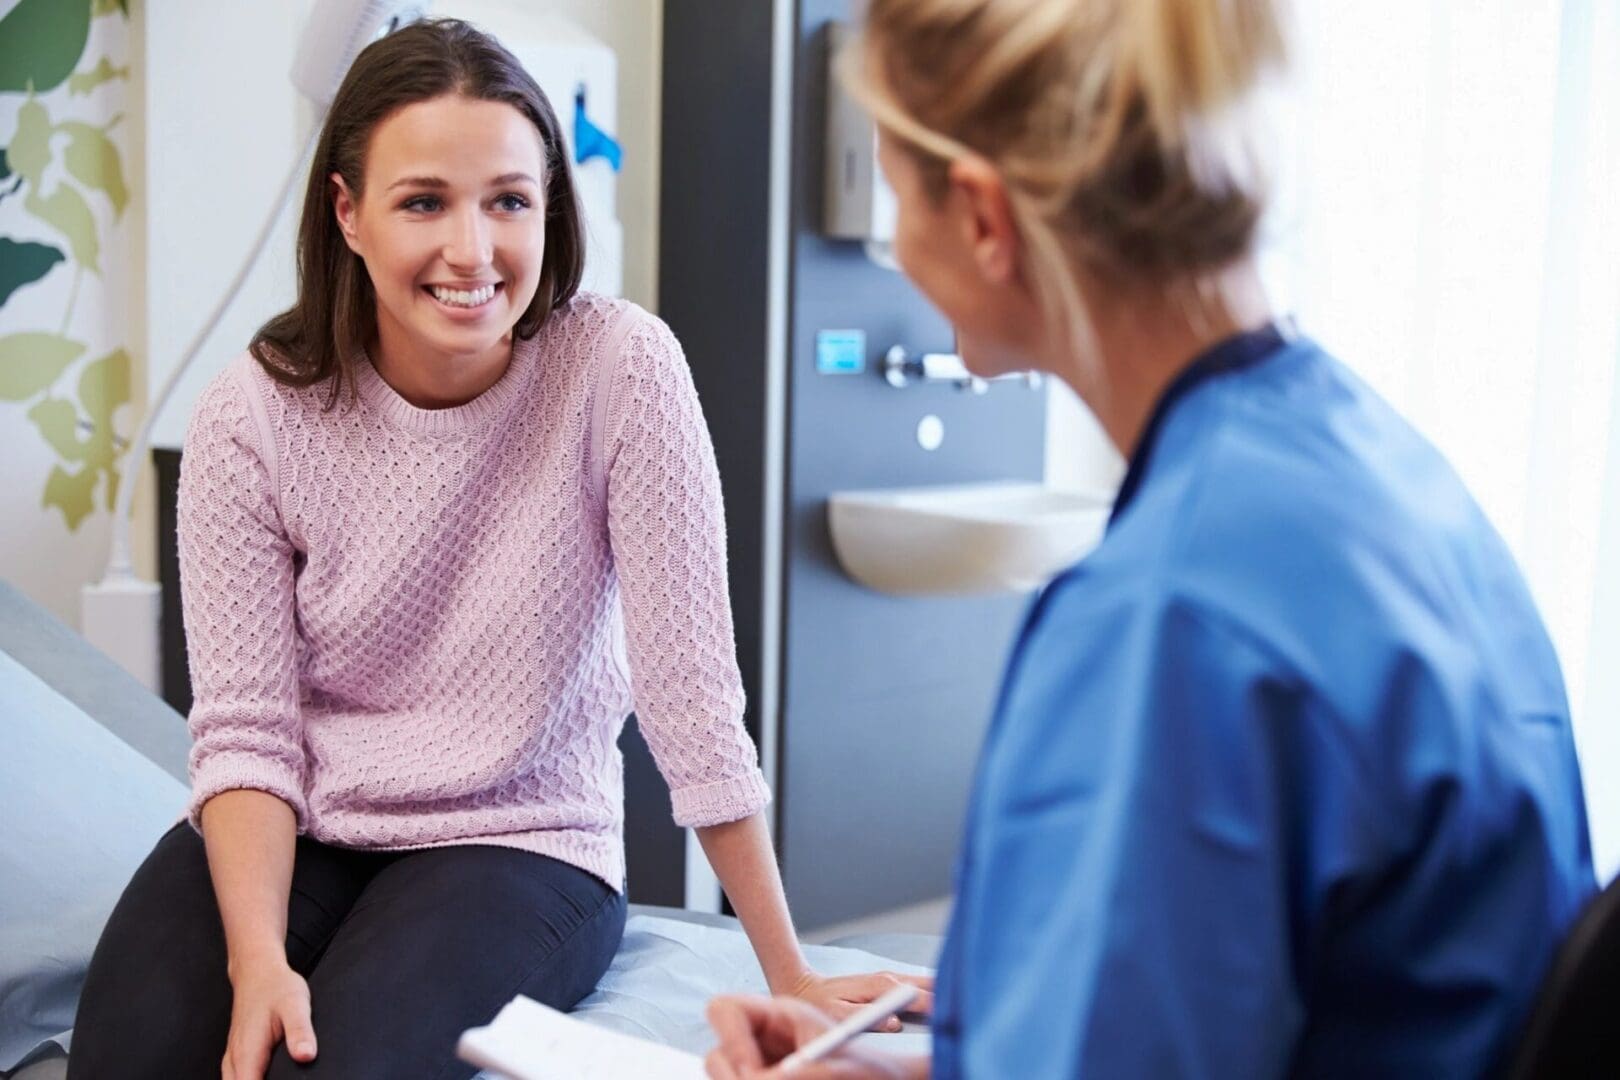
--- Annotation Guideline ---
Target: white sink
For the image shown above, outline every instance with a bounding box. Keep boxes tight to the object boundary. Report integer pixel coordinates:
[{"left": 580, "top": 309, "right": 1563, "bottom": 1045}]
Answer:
[{"left": 827, "top": 481, "right": 1113, "bottom": 595}]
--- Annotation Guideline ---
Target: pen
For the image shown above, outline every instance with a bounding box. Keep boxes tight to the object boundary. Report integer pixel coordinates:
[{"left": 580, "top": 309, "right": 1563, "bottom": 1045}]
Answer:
[{"left": 776, "top": 983, "right": 920, "bottom": 1074}]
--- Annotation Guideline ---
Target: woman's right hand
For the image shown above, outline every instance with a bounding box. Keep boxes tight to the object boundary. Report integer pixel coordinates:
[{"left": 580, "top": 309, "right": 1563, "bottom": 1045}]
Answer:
[{"left": 221, "top": 954, "right": 318, "bottom": 1080}]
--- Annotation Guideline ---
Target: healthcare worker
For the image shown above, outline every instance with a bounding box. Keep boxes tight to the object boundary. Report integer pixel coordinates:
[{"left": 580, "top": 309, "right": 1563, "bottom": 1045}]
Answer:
[{"left": 704, "top": 0, "right": 1596, "bottom": 1076}]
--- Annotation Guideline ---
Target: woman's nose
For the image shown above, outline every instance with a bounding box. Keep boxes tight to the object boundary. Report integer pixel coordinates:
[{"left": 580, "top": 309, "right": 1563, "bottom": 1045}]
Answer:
[{"left": 443, "top": 209, "right": 493, "bottom": 269}]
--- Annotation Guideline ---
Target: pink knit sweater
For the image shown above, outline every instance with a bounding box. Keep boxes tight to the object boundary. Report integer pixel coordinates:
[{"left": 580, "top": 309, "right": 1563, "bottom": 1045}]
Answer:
[{"left": 177, "top": 292, "right": 769, "bottom": 889}]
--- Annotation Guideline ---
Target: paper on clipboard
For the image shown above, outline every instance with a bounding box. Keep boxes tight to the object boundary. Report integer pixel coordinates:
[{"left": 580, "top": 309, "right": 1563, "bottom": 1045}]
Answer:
[{"left": 458, "top": 995, "right": 707, "bottom": 1080}]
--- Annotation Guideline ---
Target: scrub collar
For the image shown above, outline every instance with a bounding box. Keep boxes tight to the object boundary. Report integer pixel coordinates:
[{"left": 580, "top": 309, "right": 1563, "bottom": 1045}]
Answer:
[{"left": 1107, "top": 319, "right": 1294, "bottom": 529}]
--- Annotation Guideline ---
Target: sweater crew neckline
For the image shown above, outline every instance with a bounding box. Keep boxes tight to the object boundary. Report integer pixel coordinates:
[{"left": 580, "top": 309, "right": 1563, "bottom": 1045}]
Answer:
[{"left": 353, "top": 334, "right": 539, "bottom": 435}]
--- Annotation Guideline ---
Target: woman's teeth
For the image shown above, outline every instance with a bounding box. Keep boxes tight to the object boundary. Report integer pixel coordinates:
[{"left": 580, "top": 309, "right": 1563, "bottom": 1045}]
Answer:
[{"left": 429, "top": 284, "right": 496, "bottom": 307}]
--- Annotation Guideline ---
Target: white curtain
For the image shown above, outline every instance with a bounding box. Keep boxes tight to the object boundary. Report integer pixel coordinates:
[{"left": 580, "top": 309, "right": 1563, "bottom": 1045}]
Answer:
[{"left": 1048, "top": 0, "right": 1620, "bottom": 877}]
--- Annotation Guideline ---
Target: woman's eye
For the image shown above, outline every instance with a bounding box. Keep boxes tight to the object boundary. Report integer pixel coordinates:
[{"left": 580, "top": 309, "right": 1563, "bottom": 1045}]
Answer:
[
  {"left": 402, "top": 195, "right": 442, "bottom": 212},
  {"left": 493, "top": 193, "right": 531, "bottom": 212}
]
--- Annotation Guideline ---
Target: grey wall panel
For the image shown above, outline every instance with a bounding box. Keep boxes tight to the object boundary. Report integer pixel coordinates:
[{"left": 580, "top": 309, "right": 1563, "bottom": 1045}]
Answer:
[
  {"left": 621, "top": 716, "right": 688, "bottom": 906},
  {"left": 657, "top": 0, "right": 780, "bottom": 908},
  {"left": 659, "top": 0, "right": 776, "bottom": 759},
  {"left": 778, "top": 7, "right": 1046, "bottom": 928},
  {"left": 661, "top": 0, "right": 1050, "bottom": 929}
]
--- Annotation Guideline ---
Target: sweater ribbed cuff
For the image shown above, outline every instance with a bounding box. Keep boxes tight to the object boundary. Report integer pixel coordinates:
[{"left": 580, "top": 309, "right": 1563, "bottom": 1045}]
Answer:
[
  {"left": 669, "top": 768, "right": 772, "bottom": 828},
  {"left": 188, "top": 751, "right": 309, "bottom": 834}
]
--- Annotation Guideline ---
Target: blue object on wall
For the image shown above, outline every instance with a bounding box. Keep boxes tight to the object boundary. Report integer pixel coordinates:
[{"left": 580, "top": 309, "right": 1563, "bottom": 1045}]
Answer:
[
  {"left": 574, "top": 88, "right": 623, "bottom": 172},
  {"left": 815, "top": 329, "right": 866, "bottom": 374}
]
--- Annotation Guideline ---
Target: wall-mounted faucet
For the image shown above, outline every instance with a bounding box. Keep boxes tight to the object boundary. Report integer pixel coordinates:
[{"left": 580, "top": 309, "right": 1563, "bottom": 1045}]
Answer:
[{"left": 882, "top": 345, "right": 1044, "bottom": 394}]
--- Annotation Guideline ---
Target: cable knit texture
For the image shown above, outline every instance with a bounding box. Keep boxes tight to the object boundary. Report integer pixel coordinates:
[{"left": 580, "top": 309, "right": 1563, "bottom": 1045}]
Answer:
[{"left": 177, "top": 292, "right": 769, "bottom": 890}]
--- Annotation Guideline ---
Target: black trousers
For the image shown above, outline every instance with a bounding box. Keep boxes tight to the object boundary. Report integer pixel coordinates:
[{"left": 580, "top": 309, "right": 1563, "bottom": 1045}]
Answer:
[{"left": 68, "top": 822, "right": 626, "bottom": 1079}]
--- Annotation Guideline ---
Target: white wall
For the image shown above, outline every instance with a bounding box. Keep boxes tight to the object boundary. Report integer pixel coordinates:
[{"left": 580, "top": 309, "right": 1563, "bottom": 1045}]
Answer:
[
  {"left": 143, "top": 1, "right": 663, "bottom": 450},
  {"left": 142, "top": 2, "right": 311, "bottom": 451}
]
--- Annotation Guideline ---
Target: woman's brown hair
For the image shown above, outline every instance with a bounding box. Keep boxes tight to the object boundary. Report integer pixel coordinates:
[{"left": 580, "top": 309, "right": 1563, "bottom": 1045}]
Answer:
[{"left": 251, "top": 18, "right": 585, "bottom": 403}]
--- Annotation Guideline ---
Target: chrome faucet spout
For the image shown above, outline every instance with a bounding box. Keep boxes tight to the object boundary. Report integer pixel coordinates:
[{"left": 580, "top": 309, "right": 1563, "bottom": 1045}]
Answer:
[{"left": 881, "top": 345, "right": 1043, "bottom": 392}]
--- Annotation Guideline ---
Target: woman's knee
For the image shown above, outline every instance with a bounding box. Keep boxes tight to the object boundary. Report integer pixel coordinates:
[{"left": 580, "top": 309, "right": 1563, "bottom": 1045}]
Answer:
[
  {"left": 510, "top": 876, "right": 627, "bottom": 1012},
  {"left": 264, "top": 850, "right": 626, "bottom": 1078}
]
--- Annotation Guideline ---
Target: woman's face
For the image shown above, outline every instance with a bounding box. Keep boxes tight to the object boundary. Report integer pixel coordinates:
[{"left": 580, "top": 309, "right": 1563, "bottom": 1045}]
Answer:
[
  {"left": 333, "top": 94, "right": 547, "bottom": 367},
  {"left": 876, "top": 127, "right": 1041, "bottom": 378}
]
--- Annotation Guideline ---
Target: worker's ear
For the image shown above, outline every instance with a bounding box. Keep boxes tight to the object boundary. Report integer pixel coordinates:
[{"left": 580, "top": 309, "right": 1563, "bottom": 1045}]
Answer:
[{"left": 947, "top": 154, "right": 1021, "bottom": 287}]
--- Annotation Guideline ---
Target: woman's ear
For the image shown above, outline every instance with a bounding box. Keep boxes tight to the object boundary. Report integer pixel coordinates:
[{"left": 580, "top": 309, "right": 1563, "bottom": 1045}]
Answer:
[
  {"left": 331, "top": 173, "right": 362, "bottom": 255},
  {"left": 947, "top": 155, "right": 1020, "bottom": 285}
]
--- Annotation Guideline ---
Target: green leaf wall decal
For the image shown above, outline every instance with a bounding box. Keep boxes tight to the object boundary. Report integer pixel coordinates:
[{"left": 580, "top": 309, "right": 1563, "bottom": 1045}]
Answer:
[
  {"left": 0, "top": 145, "right": 10, "bottom": 182},
  {"left": 0, "top": 237, "right": 66, "bottom": 310},
  {"left": 92, "top": 0, "right": 130, "bottom": 20},
  {"left": 77, "top": 348, "right": 129, "bottom": 510},
  {"left": 68, "top": 58, "right": 130, "bottom": 96},
  {"left": 0, "top": 0, "right": 92, "bottom": 95},
  {"left": 42, "top": 462, "right": 97, "bottom": 530},
  {"left": 78, "top": 346, "right": 129, "bottom": 425},
  {"left": 24, "top": 185, "right": 99, "bottom": 273},
  {"left": 0, "top": 332, "right": 86, "bottom": 400},
  {"left": 60, "top": 121, "right": 127, "bottom": 217},
  {"left": 26, "top": 396, "right": 86, "bottom": 460},
  {"left": 8, "top": 100, "right": 51, "bottom": 187}
]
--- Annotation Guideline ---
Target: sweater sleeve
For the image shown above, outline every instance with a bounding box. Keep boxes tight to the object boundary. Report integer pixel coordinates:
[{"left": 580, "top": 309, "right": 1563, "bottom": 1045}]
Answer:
[
  {"left": 603, "top": 311, "right": 771, "bottom": 828},
  {"left": 177, "top": 365, "right": 308, "bottom": 832}
]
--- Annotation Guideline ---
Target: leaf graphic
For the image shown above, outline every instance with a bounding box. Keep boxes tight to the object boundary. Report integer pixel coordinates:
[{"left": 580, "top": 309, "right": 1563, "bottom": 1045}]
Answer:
[
  {"left": 0, "top": 0, "right": 92, "bottom": 95},
  {"left": 0, "top": 332, "right": 86, "bottom": 401},
  {"left": 79, "top": 346, "right": 130, "bottom": 429},
  {"left": 93, "top": 0, "right": 130, "bottom": 19},
  {"left": 8, "top": 100, "right": 52, "bottom": 188},
  {"left": 69, "top": 57, "right": 130, "bottom": 96},
  {"left": 42, "top": 463, "right": 97, "bottom": 531},
  {"left": 25, "top": 185, "right": 100, "bottom": 273},
  {"left": 0, "top": 145, "right": 10, "bottom": 182},
  {"left": 61, "top": 121, "right": 128, "bottom": 217},
  {"left": 27, "top": 396, "right": 87, "bottom": 461},
  {"left": 0, "top": 237, "right": 66, "bottom": 310},
  {"left": 79, "top": 348, "right": 131, "bottom": 509}
]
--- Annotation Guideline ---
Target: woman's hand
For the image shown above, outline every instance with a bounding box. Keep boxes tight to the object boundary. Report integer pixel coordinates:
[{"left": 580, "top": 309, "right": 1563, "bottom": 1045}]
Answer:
[
  {"left": 705, "top": 995, "right": 927, "bottom": 1080},
  {"left": 221, "top": 954, "right": 317, "bottom": 1080},
  {"left": 787, "top": 970, "right": 935, "bottom": 1032}
]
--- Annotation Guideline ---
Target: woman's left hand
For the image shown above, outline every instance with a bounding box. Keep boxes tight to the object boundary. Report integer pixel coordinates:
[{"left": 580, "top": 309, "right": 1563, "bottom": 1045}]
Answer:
[{"left": 785, "top": 970, "right": 934, "bottom": 1032}]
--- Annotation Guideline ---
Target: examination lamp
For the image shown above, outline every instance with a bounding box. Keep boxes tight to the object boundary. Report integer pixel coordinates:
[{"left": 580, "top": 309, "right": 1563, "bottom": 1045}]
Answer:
[{"left": 82, "top": 0, "right": 428, "bottom": 690}]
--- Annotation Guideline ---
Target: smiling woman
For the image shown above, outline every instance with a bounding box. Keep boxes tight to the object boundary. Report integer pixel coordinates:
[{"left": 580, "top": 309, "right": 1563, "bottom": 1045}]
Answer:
[
  {"left": 329, "top": 95, "right": 550, "bottom": 408},
  {"left": 249, "top": 20, "right": 583, "bottom": 410},
  {"left": 64, "top": 17, "right": 920, "bottom": 1080}
]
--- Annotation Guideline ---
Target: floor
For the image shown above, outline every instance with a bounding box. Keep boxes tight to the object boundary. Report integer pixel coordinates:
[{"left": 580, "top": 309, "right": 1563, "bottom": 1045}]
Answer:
[{"left": 802, "top": 895, "right": 953, "bottom": 945}]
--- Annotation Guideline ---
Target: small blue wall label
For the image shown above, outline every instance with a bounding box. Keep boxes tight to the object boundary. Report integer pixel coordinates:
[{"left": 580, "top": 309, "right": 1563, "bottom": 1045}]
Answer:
[{"left": 815, "top": 329, "right": 866, "bottom": 375}]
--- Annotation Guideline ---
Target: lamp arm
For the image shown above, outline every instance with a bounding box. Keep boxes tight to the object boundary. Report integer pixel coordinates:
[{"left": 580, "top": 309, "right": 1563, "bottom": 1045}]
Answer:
[{"left": 101, "top": 123, "right": 319, "bottom": 583}]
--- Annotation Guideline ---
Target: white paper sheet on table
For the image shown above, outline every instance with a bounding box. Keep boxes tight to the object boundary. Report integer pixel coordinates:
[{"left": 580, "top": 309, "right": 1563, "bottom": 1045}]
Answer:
[
  {"left": 459, "top": 995, "right": 706, "bottom": 1080},
  {"left": 462, "top": 914, "right": 934, "bottom": 1078}
]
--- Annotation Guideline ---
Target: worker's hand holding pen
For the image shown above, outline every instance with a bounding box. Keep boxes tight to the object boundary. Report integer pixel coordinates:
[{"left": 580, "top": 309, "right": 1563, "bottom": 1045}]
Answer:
[{"left": 705, "top": 984, "right": 929, "bottom": 1079}]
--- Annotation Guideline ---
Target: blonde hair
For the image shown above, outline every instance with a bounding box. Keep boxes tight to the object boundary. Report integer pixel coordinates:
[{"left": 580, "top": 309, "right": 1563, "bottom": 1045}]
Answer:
[{"left": 848, "top": 0, "right": 1286, "bottom": 343}]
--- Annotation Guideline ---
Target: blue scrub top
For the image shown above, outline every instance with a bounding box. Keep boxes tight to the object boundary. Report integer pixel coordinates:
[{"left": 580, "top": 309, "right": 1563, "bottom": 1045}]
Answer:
[{"left": 930, "top": 328, "right": 1596, "bottom": 1079}]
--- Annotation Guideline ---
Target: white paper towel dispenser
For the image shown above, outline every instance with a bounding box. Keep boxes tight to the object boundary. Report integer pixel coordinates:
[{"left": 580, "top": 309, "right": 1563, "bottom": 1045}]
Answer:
[{"left": 822, "top": 22, "right": 896, "bottom": 258}]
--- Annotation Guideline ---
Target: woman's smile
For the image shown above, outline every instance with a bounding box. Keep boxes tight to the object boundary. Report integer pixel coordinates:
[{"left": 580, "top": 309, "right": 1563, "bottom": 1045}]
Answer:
[{"left": 423, "top": 280, "right": 505, "bottom": 318}]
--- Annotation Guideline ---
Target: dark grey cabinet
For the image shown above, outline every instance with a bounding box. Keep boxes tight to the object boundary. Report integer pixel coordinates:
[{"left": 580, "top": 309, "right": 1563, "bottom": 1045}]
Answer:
[{"left": 661, "top": 0, "right": 1045, "bottom": 929}]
